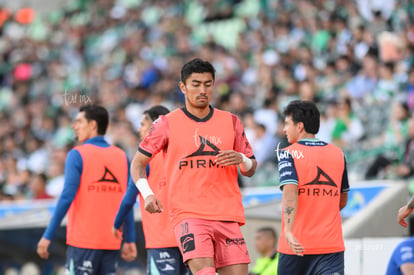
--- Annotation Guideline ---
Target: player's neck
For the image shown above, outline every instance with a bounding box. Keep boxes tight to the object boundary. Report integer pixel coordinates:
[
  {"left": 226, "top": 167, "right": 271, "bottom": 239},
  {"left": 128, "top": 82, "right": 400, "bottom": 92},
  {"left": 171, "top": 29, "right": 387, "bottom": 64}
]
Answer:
[
  {"left": 263, "top": 248, "right": 275, "bottom": 258},
  {"left": 298, "top": 132, "right": 315, "bottom": 141},
  {"left": 186, "top": 104, "right": 211, "bottom": 119}
]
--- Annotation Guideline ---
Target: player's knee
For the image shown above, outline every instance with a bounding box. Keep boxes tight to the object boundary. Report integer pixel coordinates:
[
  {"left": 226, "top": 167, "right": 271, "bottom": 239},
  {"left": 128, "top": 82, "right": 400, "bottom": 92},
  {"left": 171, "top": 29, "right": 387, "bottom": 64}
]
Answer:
[{"left": 195, "top": 267, "right": 216, "bottom": 275}]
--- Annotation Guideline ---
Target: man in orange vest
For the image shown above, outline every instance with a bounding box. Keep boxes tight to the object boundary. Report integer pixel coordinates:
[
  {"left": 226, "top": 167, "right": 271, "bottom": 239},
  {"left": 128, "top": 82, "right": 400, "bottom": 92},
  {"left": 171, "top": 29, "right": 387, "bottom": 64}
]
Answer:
[
  {"left": 113, "top": 105, "right": 191, "bottom": 274},
  {"left": 131, "top": 58, "right": 257, "bottom": 275},
  {"left": 37, "top": 105, "right": 137, "bottom": 274},
  {"left": 276, "top": 100, "right": 349, "bottom": 275}
]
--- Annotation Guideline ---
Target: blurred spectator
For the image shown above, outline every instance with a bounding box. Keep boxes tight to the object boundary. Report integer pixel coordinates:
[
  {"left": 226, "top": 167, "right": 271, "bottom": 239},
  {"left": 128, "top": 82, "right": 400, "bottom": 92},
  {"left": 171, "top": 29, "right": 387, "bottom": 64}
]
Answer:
[
  {"left": 406, "top": 68, "right": 414, "bottom": 110},
  {"left": 357, "top": 0, "right": 395, "bottom": 22},
  {"left": 317, "top": 100, "right": 338, "bottom": 143},
  {"left": 345, "top": 53, "right": 378, "bottom": 101},
  {"left": 250, "top": 122, "right": 278, "bottom": 168},
  {"left": 45, "top": 161, "right": 64, "bottom": 198},
  {"left": 331, "top": 97, "right": 364, "bottom": 149},
  {"left": 373, "top": 62, "right": 399, "bottom": 103},
  {"left": 29, "top": 173, "right": 53, "bottom": 200},
  {"left": 391, "top": 115, "right": 414, "bottom": 178},
  {"left": 254, "top": 97, "right": 279, "bottom": 137},
  {"left": 366, "top": 114, "right": 414, "bottom": 179},
  {"left": 250, "top": 227, "right": 279, "bottom": 275},
  {"left": 2, "top": 156, "right": 29, "bottom": 200},
  {"left": 365, "top": 101, "right": 410, "bottom": 179}
]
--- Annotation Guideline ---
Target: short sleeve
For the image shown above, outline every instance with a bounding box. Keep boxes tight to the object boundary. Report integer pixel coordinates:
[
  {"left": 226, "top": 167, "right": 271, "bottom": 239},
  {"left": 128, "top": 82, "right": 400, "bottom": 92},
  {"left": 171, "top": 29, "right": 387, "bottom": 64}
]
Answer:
[
  {"left": 232, "top": 114, "right": 255, "bottom": 159},
  {"left": 138, "top": 115, "right": 169, "bottom": 157}
]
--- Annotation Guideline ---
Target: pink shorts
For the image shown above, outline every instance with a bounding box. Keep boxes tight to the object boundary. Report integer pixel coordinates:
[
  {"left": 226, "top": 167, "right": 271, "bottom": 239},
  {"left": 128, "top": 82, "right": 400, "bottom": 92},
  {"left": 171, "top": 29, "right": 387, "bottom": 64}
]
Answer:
[{"left": 174, "top": 218, "right": 250, "bottom": 269}]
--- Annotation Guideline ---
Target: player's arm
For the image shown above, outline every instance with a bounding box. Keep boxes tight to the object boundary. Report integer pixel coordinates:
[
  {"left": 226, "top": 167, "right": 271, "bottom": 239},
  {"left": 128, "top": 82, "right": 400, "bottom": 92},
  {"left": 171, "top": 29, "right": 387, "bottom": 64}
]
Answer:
[
  {"left": 131, "top": 150, "right": 163, "bottom": 213},
  {"left": 282, "top": 183, "right": 304, "bottom": 256},
  {"left": 132, "top": 115, "right": 168, "bottom": 213},
  {"left": 113, "top": 176, "right": 138, "bottom": 239},
  {"left": 115, "top": 159, "right": 137, "bottom": 262},
  {"left": 37, "top": 149, "right": 82, "bottom": 259},
  {"left": 216, "top": 114, "right": 257, "bottom": 177},
  {"left": 120, "top": 180, "right": 137, "bottom": 262},
  {"left": 278, "top": 150, "right": 303, "bottom": 255},
  {"left": 398, "top": 196, "right": 414, "bottom": 227},
  {"left": 340, "top": 157, "right": 350, "bottom": 210}
]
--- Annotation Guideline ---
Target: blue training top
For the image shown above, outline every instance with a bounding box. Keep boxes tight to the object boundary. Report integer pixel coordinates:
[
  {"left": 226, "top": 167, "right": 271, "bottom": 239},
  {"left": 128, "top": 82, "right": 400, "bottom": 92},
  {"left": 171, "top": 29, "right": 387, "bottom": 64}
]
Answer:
[
  {"left": 386, "top": 237, "right": 414, "bottom": 275},
  {"left": 114, "top": 164, "right": 149, "bottom": 229}
]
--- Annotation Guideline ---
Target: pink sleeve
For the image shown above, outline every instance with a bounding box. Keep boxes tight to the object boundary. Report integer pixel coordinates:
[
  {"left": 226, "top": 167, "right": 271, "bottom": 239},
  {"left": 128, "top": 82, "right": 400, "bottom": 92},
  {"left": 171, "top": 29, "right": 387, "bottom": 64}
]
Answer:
[
  {"left": 138, "top": 115, "right": 169, "bottom": 157},
  {"left": 232, "top": 114, "right": 255, "bottom": 158}
]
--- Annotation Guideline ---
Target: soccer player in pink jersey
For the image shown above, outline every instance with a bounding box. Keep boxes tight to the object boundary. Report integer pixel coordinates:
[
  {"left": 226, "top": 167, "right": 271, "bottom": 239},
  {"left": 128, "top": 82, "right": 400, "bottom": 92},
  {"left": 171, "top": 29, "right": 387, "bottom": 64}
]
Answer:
[
  {"left": 131, "top": 58, "right": 257, "bottom": 275},
  {"left": 113, "top": 105, "right": 191, "bottom": 275}
]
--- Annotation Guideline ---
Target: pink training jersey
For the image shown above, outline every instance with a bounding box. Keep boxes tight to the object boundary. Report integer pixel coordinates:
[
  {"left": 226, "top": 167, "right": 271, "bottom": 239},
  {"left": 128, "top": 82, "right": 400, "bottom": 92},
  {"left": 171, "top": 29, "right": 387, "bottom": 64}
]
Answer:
[
  {"left": 139, "top": 151, "right": 178, "bottom": 248},
  {"left": 139, "top": 107, "right": 254, "bottom": 227}
]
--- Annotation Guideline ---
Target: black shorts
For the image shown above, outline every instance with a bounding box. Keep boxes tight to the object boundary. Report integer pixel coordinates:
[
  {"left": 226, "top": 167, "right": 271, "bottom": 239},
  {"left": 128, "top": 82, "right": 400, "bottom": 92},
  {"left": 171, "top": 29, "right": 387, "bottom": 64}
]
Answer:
[
  {"left": 277, "top": 251, "right": 344, "bottom": 275},
  {"left": 66, "top": 246, "right": 119, "bottom": 275},
  {"left": 147, "top": 247, "right": 191, "bottom": 275}
]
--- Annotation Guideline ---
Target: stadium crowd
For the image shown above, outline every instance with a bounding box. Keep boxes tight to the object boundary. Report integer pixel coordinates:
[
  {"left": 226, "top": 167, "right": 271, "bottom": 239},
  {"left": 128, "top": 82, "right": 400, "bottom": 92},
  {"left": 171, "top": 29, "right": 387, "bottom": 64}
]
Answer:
[{"left": 0, "top": 0, "right": 414, "bottom": 201}]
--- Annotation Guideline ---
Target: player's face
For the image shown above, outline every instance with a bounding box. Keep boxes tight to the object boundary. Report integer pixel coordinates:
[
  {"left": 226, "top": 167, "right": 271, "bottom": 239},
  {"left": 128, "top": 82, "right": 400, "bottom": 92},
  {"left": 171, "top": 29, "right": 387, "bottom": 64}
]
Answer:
[
  {"left": 254, "top": 232, "right": 266, "bottom": 254},
  {"left": 72, "top": 112, "right": 96, "bottom": 143},
  {"left": 138, "top": 114, "right": 152, "bottom": 140},
  {"left": 180, "top": 73, "right": 214, "bottom": 110},
  {"left": 283, "top": 115, "right": 300, "bottom": 144}
]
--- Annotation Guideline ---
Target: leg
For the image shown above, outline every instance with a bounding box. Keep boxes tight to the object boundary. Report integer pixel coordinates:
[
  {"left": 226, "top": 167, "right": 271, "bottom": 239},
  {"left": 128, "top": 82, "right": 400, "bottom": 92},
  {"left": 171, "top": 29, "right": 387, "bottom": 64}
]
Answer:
[
  {"left": 217, "top": 263, "right": 248, "bottom": 275},
  {"left": 213, "top": 221, "right": 250, "bottom": 272},
  {"left": 187, "top": 257, "right": 215, "bottom": 274},
  {"left": 147, "top": 247, "right": 192, "bottom": 275},
  {"left": 313, "top": 252, "right": 344, "bottom": 275},
  {"left": 174, "top": 219, "right": 215, "bottom": 274},
  {"left": 99, "top": 249, "right": 119, "bottom": 275},
  {"left": 65, "top": 246, "right": 99, "bottom": 275},
  {"left": 278, "top": 253, "right": 305, "bottom": 275}
]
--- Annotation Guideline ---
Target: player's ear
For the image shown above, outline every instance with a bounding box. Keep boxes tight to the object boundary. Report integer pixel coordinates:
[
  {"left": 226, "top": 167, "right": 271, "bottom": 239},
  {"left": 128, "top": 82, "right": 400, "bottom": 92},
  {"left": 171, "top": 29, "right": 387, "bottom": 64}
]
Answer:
[
  {"left": 90, "top": 120, "right": 98, "bottom": 132},
  {"left": 297, "top": 121, "right": 304, "bottom": 132},
  {"left": 179, "top": 81, "right": 186, "bottom": 95}
]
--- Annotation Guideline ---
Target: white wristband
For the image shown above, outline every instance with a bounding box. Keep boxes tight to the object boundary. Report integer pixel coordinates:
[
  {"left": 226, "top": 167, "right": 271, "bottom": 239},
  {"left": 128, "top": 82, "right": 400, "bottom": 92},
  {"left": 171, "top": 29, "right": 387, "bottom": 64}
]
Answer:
[
  {"left": 239, "top": 153, "right": 253, "bottom": 171},
  {"left": 135, "top": 178, "right": 154, "bottom": 200}
]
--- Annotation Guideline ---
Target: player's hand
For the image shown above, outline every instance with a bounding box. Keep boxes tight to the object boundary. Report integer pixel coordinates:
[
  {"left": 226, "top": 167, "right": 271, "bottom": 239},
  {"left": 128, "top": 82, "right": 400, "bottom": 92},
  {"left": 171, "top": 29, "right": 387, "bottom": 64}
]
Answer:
[
  {"left": 145, "top": 194, "right": 163, "bottom": 213},
  {"left": 112, "top": 227, "right": 122, "bottom": 240},
  {"left": 215, "top": 150, "right": 243, "bottom": 166},
  {"left": 285, "top": 231, "right": 304, "bottom": 256},
  {"left": 37, "top": 237, "right": 51, "bottom": 259},
  {"left": 398, "top": 205, "right": 413, "bottom": 227},
  {"left": 121, "top": 242, "right": 137, "bottom": 262}
]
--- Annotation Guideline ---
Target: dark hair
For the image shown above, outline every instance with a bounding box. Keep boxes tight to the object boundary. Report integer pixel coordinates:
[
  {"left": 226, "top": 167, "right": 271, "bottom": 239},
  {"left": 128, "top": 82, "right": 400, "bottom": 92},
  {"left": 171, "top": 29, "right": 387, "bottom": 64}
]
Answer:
[
  {"left": 143, "top": 105, "right": 170, "bottom": 121},
  {"left": 257, "top": 227, "right": 277, "bottom": 240},
  {"left": 79, "top": 105, "right": 109, "bottom": 135},
  {"left": 283, "top": 100, "right": 320, "bottom": 134},
  {"left": 180, "top": 58, "right": 216, "bottom": 84},
  {"left": 36, "top": 173, "right": 47, "bottom": 183}
]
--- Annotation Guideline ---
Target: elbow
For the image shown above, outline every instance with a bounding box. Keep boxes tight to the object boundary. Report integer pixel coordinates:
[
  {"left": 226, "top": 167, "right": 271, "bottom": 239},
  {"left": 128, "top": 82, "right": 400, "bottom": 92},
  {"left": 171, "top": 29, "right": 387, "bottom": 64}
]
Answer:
[
  {"left": 339, "top": 200, "right": 347, "bottom": 210},
  {"left": 339, "top": 193, "right": 348, "bottom": 210}
]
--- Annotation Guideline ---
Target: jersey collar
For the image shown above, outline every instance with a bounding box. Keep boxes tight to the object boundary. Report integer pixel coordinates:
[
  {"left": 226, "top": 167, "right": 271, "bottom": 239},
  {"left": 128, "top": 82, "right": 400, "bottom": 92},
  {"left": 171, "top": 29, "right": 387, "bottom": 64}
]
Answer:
[{"left": 181, "top": 105, "right": 214, "bottom": 122}]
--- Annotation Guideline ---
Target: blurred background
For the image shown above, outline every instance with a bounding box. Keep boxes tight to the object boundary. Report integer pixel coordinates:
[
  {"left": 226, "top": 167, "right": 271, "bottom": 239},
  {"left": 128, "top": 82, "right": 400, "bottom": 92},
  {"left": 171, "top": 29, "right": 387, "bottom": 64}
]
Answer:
[{"left": 0, "top": 0, "right": 414, "bottom": 274}]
